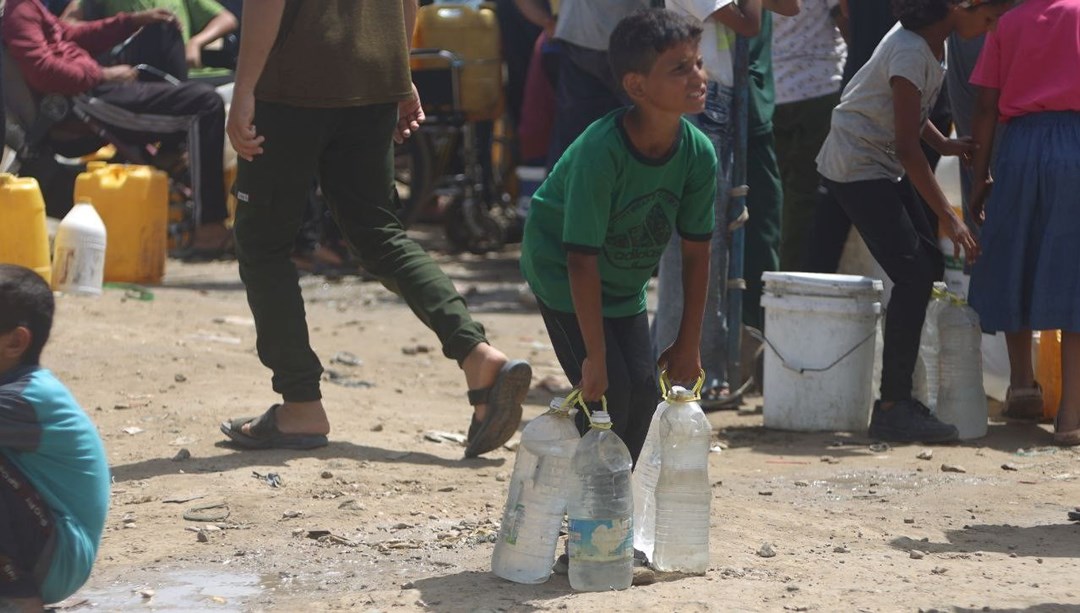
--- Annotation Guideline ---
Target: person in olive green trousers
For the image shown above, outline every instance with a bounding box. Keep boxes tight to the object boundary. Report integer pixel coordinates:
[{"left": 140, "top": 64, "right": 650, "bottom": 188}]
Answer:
[{"left": 219, "top": 0, "right": 532, "bottom": 458}]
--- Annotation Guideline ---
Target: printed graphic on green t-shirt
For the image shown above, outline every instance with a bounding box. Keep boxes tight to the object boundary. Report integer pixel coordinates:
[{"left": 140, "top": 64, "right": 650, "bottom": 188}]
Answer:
[{"left": 520, "top": 110, "right": 718, "bottom": 319}]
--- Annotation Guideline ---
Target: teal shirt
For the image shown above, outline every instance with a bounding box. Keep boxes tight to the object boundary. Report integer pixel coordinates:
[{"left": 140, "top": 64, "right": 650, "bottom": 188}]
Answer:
[
  {"left": 521, "top": 109, "right": 717, "bottom": 318},
  {"left": 0, "top": 367, "right": 110, "bottom": 604}
]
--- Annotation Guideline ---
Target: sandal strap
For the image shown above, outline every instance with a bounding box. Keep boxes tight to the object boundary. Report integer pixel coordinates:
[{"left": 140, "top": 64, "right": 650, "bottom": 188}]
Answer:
[
  {"left": 247, "top": 404, "right": 283, "bottom": 438},
  {"left": 467, "top": 388, "right": 491, "bottom": 406}
]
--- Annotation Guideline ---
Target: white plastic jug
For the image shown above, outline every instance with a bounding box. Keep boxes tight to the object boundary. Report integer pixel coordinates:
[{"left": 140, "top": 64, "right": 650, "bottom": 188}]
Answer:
[
  {"left": 914, "top": 282, "right": 949, "bottom": 410},
  {"left": 52, "top": 202, "right": 107, "bottom": 296},
  {"left": 492, "top": 395, "right": 580, "bottom": 584},
  {"left": 936, "top": 299, "right": 988, "bottom": 439}
]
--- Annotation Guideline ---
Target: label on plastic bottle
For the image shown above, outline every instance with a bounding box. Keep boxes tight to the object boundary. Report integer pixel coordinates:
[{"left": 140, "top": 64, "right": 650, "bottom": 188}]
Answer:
[
  {"left": 502, "top": 504, "right": 525, "bottom": 545},
  {"left": 568, "top": 518, "right": 632, "bottom": 562}
]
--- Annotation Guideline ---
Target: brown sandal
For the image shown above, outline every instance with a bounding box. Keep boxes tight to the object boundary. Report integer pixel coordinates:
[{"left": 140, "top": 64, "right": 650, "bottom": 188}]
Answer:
[{"left": 1003, "top": 384, "right": 1044, "bottom": 420}]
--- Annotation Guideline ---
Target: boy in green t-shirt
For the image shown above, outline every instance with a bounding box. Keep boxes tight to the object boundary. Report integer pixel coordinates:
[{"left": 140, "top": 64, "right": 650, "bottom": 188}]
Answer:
[{"left": 520, "top": 8, "right": 717, "bottom": 462}]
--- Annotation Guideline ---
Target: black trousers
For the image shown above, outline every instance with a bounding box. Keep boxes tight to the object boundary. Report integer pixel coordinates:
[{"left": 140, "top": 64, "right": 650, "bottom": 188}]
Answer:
[
  {"left": 87, "top": 23, "right": 227, "bottom": 224},
  {"left": 824, "top": 178, "right": 944, "bottom": 402},
  {"left": 537, "top": 301, "right": 657, "bottom": 465}
]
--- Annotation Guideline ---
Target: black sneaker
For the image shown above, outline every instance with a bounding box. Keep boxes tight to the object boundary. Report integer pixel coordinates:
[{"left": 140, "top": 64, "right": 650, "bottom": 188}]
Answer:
[{"left": 868, "top": 399, "right": 959, "bottom": 443}]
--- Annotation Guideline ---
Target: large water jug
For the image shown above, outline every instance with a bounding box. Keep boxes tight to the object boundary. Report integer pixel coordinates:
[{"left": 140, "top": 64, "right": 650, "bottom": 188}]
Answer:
[
  {"left": 52, "top": 202, "right": 107, "bottom": 296},
  {"left": 632, "top": 374, "right": 704, "bottom": 562},
  {"left": 568, "top": 409, "right": 633, "bottom": 592},
  {"left": 0, "top": 174, "right": 51, "bottom": 284},
  {"left": 74, "top": 163, "right": 168, "bottom": 284},
  {"left": 914, "top": 283, "right": 948, "bottom": 409},
  {"left": 936, "top": 299, "right": 988, "bottom": 439},
  {"left": 492, "top": 394, "right": 580, "bottom": 584},
  {"left": 412, "top": 3, "right": 503, "bottom": 121},
  {"left": 652, "top": 388, "right": 711, "bottom": 573}
]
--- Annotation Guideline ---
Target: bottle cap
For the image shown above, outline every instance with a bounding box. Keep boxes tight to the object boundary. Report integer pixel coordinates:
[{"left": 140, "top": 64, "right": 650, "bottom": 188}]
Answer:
[
  {"left": 668, "top": 385, "right": 696, "bottom": 402},
  {"left": 590, "top": 411, "right": 611, "bottom": 425},
  {"left": 549, "top": 397, "right": 566, "bottom": 411}
]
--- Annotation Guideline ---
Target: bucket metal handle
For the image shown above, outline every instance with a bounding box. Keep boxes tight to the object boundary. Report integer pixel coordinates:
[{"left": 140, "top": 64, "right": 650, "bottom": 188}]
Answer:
[{"left": 752, "top": 327, "right": 877, "bottom": 375}]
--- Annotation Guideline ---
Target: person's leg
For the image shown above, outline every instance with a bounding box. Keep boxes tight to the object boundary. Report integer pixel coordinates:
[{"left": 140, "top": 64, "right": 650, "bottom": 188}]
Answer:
[
  {"left": 1057, "top": 331, "right": 1080, "bottom": 441},
  {"left": 776, "top": 93, "right": 839, "bottom": 272},
  {"left": 1006, "top": 331, "right": 1036, "bottom": 390},
  {"left": 546, "top": 43, "right": 624, "bottom": 171},
  {"left": 88, "top": 80, "right": 228, "bottom": 250},
  {"left": 743, "top": 129, "right": 783, "bottom": 329},
  {"left": 232, "top": 102, "right": 331, "bottom": 435},
  {"left": 317, "top": 103, "right": 524, "bottom": 435},
  {"left": 0, "top": 457, "right": 54, "bottom": 611},
  {"left": 803, "top": 183, "right": 851, "bottom": 273},
  {"left": 609, "top": 310, "right": 659, "bottom": 465}
]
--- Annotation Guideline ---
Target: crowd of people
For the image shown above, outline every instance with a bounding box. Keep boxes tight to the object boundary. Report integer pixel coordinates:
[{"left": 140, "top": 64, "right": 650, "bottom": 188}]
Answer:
[{"left": 3, "top": 0, "right": 1080, "bottom": 608}]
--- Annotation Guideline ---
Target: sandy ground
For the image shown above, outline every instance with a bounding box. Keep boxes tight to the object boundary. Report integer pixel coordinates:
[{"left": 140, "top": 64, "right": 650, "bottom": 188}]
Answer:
[{"left": 37, "top": 229, "right": 1080, "bottom": 613}]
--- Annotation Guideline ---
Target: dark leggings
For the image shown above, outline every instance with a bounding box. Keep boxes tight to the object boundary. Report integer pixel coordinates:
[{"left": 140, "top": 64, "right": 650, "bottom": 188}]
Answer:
[
  {"left": 537, "top": 301, "right": 657, "bottom": 465},
  {"left": 824, "top": 178, "right": 944, "bottom": 402}
]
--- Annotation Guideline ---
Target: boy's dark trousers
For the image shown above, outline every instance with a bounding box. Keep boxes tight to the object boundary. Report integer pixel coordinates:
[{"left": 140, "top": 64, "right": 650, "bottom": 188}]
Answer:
[
  {"left": 0, "top": 455, "right": 55, "bottom": 600},
  {"left": 537, "top": 301, "right": 657, "bottom": 465},
  {"left": 824, "top": 177, "right": 944, "bottom": 401},
  {"left": 234, "top": 101, "right": 488, "bottom": 401}
]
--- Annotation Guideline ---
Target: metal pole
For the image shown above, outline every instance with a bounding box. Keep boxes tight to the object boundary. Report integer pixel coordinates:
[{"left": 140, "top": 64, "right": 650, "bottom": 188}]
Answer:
[{"left": 726, "top": 35, "right": 750, "bottom": 394}]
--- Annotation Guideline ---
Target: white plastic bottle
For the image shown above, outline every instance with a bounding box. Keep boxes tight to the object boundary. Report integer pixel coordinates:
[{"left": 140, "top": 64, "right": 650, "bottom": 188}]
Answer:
[
  {"left": 936, "top": 300, "right": 988, "bottom": 439},
  {"left": 492, "top": 397, "right": 580, "bottom": 584},
  {"left": 568, "top": 411, "right": 633, "bottom": 592},
  {"left": 914, "top": 282, "right": 948, "bottom": 409},
  {"left": 52, "top": 201, "right": 106, "bottom": 295},
  {"left": 652, "top": 386, "right": 711, "bottom": 573}
]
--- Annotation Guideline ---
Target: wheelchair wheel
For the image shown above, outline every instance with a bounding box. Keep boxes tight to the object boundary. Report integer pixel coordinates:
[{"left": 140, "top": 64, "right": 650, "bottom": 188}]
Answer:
[
  {"left": 443, "top": 196, "right": 505, "bottom": 255},
  {"left": 393, "top": 132, "right": 435, "bottom": 227}
]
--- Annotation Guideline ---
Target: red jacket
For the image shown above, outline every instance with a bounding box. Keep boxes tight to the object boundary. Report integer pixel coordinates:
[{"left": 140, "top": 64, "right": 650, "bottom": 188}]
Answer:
[{"left": 2, "top": 0, "right": 139, "bottom": 96}]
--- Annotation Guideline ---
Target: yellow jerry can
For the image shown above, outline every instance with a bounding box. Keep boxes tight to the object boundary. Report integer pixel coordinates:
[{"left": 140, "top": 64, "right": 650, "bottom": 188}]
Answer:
[
  {"left": 74, "top": 163, "right": 168, "bottom": 285},
  {"left": 0, "top": 173, "right": 52, "bottom": 284},
  {"left": 413, "top": 3, "right": 503, "bottom": 122},
  {"left": 1036, "top": 330, "right": 1062, "bottom": 420}
]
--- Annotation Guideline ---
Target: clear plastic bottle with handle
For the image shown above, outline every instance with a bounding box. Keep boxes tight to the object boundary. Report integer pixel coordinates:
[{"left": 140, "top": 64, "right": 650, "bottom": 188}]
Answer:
[
  {"left": 914, "top": 282, "right": 948, "bottom": 409},
  {"left": 936, "top": 297, "right": 988, "bottom": 439},
  {"left": 568, "top": 401, "right": 633, "bottom": 592},
  {"left": 632, "top": 371, "right": 705, "bottom": 563},
  {"left": 652, "top": 384, "right": 711, "bottom": 573},
  {"left": 492, "top": 393, "right": 581, "bottom": 584}
]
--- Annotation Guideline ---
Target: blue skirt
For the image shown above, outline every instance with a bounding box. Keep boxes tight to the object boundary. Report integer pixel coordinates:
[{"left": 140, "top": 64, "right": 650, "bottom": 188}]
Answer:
[{"left": 969, "top": 111, "right": 1080, "bottom": 333}]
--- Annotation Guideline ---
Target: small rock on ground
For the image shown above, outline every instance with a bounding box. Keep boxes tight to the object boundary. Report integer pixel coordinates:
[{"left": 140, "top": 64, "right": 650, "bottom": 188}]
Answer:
[
  {"left": 910, "top": 550, "right": 926, "bottom": 560},
  {"left": 758, "top": 543, "right": 777, "bottom": 558},
  {"left": 941, "top": 464, "right": 967, "bottom": 474},
  {"left": 917, "top": 449, "right": 934, "bottom": 460}
]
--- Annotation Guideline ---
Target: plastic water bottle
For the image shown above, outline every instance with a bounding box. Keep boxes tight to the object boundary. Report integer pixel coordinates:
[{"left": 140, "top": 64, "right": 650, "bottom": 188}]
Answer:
[
  {"left": 52, "top": 201, "right": 106, "bottom": 295},
  {"left": 631, "top": 385, "right": 681, "bottom": 562},
  {"left": 568, "top": 411, "right": 633, "bottom": 592},
  {"left": 914, "top": 283, "right": 948, "bottom": 409},
  {"left": 936, "top": 300, "right": 988, "bottom": 439},
  {"left": 652, "top": 387, "right": 711, "bottom": 573},
  {"left": 492, "top": 397, "right": 580, "bottom": 584}
]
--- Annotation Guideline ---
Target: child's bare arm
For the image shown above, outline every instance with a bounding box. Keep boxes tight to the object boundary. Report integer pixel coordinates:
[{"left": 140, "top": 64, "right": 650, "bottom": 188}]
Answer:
[
  {"left": 970, "top": 85, "right": 1001, "bottom": 224},
  {"left": 658, "top": 239, "right": 710, "bottom": 385},
  {"left": 891, "top": 76, "right": 979, "bottom": 262},
  {"left": 711, "top": 0, "right": 763, "bottom": 38},
  {"left": 763, "top": 0, "right": 801, "bottom": 17},
  {"left": 567, "top": 252, "right": 607, "bottom": 402}
]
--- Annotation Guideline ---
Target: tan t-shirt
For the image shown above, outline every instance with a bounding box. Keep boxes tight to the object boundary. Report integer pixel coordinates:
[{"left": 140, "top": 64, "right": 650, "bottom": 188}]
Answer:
[{"left": 255, "top": 0, "right": 413, "bottom": 108}]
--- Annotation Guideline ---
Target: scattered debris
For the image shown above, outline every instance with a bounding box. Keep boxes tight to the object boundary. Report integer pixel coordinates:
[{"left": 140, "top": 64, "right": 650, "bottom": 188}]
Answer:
[
  {"left": 904, "top": 518, "right": 915, "bottom": 524},
  {"left": 183, "top": 501, "right": 230, "bottom": 522},
  {"left": 212, "top": 315, "right": 255, "bottom": 327},
  {"left": 196, "top": 529, "right": 211, "bottom": 543},
  {"left": 941, "top": 464, "right": 967, "bottom": 474},
  {"left": 189, "top": 332, "right": 242, "bottom": 345},
  {"left": 121, "top": 426, "right": 144, "bottom": 435},
  {"left": 424, "top": 431, "right": 467, "bottom": 445},
  {"left": 820, "top": 456, "right": 840, "bottom": 464},
  {"left": 174, "top": 373, "right": 187, "bottom": 383},
  {"left": 758, "top": 491, "right": 774, "bottom": 496},
  {"left": 833, "top": 545, "right": 850, "bottom": 554},
  {"left": 331, "top": 351, "right": 363, "bottom": 367},
  {"left": 709, "top": 443, "right": 725, "bottom": 454},
  {"left": 757, "top": 543, "right": 777, "bottom": 558},
  {"left": 323, "top": 369, "right": 375, "bottom": 389},
  {"left": 917, "top": 449, "right": 934, "bottom": 460},
  {"left": 931, "top": 566, "right": 948, "bottom": 575},
  {"left": 252, "top": 471, "right": 284, "bottom": 488},
  {"left": 139, "top": 589, "right": 155, "bottom": 600},
  {"left": 163, "top": 493, "right": 206, "bottom": 504},
  {"left": 632, "top": 567, "right": 657, "bottom": 586},
  {"left": 321, "top": 471, "right": 334, "bottom": 479},
  {"left": 438, "top": 486, "right": 456, "bottom": 493},
  {"left": 401, "top": 344, "right": 432, "bottom": 356},
  {"left": 371, "top": 423, "right": 385, "bottom": 432},
  {"left": 869, "top": 443, "right": 891, "bottom": 453},
  {"left": 495, "top": 473, "right": 508, "bottom": 483},
  {"left": 172, "top": 448, "right": 191, "bottom": 462},
  {"left": 339, "top": 499, "right": 366, "bottom": 512},
  {"left": 910, "top": 550, "right": 926, "bottom": 560},
  {"left": 1015, "top": 446, "right": 1057, "bottom": 457},
  {"left": 282, "top": 510, "right": 303, "bottom": 519},
  {"left": 1001, "top": 463, "right": 1024, "bottom": 471},
  {"left": 504, "top": 438, "right": 521, "bottom": 452},
  {"left": 794, "top": 480, "right": 810, "bottom": 487}
]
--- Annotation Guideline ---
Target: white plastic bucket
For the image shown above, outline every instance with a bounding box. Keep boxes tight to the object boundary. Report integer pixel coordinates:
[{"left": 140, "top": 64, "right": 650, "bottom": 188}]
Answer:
[{"left": 761, "top": 272, "right": 884, "bottom": 432}]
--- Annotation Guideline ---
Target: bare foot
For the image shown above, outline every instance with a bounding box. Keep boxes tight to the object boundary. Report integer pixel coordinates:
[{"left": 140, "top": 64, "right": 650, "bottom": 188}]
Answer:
[
  {"left": 461, "top": 342, "right": 509, "bottom": 422},
  {"left": 241, "top": 400, "right": 330, "bottom": 437}
]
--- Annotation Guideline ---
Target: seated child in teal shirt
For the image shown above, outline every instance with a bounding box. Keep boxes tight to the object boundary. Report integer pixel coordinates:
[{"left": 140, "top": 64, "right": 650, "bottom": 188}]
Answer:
[
  {"left": 0, "top": 264, "right": 110, "bottom": 609},
  {"left": 521, "top": 8, "right": 716, "bottom": 462}
]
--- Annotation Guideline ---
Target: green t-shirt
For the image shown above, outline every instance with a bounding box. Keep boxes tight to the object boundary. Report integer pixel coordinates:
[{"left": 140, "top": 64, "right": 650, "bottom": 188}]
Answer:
[
  {"left": 85, "top": 0, "right": 223, "bottom": 40},
  {"left": 520, "top": 109, "right": 718, "bottom": 318}
]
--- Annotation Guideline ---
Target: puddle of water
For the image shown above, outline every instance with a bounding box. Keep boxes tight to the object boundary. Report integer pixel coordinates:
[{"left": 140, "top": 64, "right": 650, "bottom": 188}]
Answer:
[{"left": 74, "top": 570, "right": 262, "bottom": 612}]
